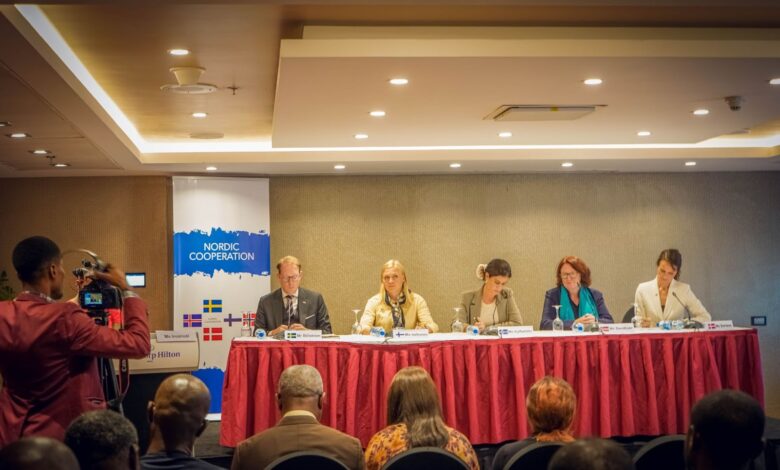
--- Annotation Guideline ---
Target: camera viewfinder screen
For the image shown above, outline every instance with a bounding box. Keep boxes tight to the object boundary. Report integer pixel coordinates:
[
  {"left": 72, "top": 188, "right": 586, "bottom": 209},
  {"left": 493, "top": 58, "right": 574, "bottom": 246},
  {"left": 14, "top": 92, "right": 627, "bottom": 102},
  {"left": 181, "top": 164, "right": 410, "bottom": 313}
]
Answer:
[{"left": 83, "top": 292, "right": 103, "bottom": 306}]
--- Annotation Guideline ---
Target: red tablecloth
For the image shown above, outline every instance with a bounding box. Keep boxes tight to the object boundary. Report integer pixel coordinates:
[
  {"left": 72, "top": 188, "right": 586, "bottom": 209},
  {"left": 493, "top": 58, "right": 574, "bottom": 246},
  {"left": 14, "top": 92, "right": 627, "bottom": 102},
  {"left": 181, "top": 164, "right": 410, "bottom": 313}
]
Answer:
[{"left": 220, "top": 330, "right": 764, "bottom": 447}]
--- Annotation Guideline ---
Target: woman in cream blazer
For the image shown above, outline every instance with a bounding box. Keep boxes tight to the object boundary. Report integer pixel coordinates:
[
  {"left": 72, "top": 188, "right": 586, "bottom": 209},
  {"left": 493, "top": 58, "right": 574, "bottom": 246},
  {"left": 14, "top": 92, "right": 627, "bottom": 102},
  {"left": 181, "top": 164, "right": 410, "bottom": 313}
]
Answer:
[
  {"left": 634, "top": 249, "right": 711, "bottom": 326},
  {"left": 360, "top": 260, "right": 438, "bottom": 334}
]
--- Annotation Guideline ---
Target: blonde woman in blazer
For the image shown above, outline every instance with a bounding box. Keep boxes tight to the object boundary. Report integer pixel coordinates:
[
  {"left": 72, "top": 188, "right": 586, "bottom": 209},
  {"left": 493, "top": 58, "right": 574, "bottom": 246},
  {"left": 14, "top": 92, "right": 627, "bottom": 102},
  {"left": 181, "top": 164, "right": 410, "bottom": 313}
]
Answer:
[
  {"left": 634, "top": 249, "right": 711, "bottom": 327},
  {"left": 459, "top": 259, "right": 523, "bottom": 333},
  {"left": 359, "top": 260, "right": 438, "bottom": 334}
]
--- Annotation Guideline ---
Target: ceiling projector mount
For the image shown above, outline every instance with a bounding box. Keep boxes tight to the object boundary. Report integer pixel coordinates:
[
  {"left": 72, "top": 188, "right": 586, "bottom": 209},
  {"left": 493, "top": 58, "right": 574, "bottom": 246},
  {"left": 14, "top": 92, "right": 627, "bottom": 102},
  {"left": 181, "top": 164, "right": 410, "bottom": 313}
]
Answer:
[{"left": 160, "top": 66, "right": 217, "bottom": 94}]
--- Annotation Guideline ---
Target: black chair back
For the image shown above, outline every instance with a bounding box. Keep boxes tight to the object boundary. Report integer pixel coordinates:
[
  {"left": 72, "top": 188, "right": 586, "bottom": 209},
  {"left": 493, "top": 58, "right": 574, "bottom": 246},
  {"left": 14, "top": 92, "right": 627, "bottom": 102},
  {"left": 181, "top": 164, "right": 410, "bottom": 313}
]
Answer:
[
  {"left": 266, "top": 451, "right": 350, "bottom": 470},
  {"left": 503, "top": 442, "right": 564, "bottom": 470},
  {"left": 633, "top": 435, "right": 686, "bottom": 470},
  {"left": 382, "top": 446, "right": 469, "bottom": 470},
  {"left": 622, "top": 306, "right": 635, "bottom": 323}
]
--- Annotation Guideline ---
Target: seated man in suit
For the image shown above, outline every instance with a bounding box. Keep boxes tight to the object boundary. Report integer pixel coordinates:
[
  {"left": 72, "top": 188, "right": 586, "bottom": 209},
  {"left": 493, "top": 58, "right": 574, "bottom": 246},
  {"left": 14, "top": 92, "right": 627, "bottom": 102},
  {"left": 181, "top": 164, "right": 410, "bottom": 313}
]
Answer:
[
  {"left": 231, "top": 365, "right": 363, "bottom": 470},
  {"left": 686, "top": 390, "right": 765, "bottom": 470},
  {"left": 254, "top": 256, "right": 332, "bottom": 336},
  {"left": 140, "top": 374, "right": 219, "bottom": 470}
]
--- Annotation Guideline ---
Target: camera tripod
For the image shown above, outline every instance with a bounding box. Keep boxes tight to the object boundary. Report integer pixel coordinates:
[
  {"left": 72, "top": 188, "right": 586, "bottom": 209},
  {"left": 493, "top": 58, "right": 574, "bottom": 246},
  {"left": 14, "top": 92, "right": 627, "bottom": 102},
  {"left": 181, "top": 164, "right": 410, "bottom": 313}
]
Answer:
[{"left": 91, "top": 309, "right": 129, "bottom": 414}]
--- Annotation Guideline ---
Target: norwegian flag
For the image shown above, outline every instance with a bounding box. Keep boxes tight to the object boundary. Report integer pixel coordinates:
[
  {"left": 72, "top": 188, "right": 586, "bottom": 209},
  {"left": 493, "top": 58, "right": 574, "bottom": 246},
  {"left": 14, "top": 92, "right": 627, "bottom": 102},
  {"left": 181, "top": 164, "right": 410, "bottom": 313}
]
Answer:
[
  {"left": 203, "top": 327, "right": 223, "bottom": 341},
  {"left": 242, "top": 312, "right": 257, "bottom": 322}
]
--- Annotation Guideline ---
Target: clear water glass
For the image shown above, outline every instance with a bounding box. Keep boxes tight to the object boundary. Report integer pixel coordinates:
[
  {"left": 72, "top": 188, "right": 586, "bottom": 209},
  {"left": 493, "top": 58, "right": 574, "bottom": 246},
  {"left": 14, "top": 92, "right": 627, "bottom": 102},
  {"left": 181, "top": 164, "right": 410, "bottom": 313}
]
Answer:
[
  {"left": 552, "top": 304, "right": 564, "bottom": 331},
  {"left": 451, "top": 307, "right": 465, "bottom": 333},
  {"left": 350, "top": 309, "right": 362, "bottom": 335},
  {"left": 632, "top": 302, "right": 643, "bottom": 328}
]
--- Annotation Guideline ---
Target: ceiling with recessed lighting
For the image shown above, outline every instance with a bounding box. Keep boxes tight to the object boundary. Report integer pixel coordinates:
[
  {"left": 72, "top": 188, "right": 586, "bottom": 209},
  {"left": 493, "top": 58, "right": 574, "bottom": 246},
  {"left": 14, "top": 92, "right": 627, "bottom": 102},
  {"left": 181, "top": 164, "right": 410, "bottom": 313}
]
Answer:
[{"left": 0, "top": 1, "right": 779, "bottom": 176}]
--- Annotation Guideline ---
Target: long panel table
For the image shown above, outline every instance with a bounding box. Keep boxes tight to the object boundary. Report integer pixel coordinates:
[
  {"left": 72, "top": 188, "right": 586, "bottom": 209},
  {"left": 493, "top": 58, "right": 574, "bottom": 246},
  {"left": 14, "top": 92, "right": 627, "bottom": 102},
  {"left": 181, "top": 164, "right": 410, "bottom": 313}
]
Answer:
[{"left": 220, "top": 329, "right": 763, "bottom": 448}]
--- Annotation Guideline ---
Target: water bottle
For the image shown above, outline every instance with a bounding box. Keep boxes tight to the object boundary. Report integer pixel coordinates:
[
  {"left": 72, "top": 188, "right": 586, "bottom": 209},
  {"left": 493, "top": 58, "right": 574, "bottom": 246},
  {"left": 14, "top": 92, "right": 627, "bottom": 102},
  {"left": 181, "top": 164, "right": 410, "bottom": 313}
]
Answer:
[
  {"left": 658, "top": 320, "right": 672, "bottom": 330},
  {"left": 671, "top": 319, "right": 684, "bottom": 330},
  {"left": 370, "top": 327, "right": 386, "bottom": 338},
  {"left": 255, "top": 328, "right": 266, "bottom": 339},
  {"left": 465, "top": 325, "right": 479, "bottom": 336},
  {"left": 571, "top": 322, "right": 585, "bottom": 332},
  {"left": 240, "top": 319, "right": 252, "bottom": 337}
]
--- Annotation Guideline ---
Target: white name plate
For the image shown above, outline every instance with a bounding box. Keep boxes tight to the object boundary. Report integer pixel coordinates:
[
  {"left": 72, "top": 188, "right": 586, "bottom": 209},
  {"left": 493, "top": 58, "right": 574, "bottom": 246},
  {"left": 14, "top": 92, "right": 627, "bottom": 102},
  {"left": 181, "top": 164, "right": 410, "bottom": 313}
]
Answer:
[
  {"left": 155, "top": 330, "right": 198, "bottom": 342},
  {"left": 284, "top": 330, "right": 323, "bottom": 340},
  {"left": 393, "top": 328, "right": 430, "bottom": 338},
  {"left": 703, "top": 320, "right": 735, "bottom": 330},
  {"left": 599, "top": 323, "right": 636, "bottom": 332},
  {"left": 498, "top": 326, "right": 534, "bottom": 338}
]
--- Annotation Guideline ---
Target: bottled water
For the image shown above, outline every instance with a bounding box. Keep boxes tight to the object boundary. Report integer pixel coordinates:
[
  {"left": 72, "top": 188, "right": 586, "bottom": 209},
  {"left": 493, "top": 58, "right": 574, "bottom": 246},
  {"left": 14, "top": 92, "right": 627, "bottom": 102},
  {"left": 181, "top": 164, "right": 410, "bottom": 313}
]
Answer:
[{"left": 255, "top": 329, "right": 266, "bottom": 339}]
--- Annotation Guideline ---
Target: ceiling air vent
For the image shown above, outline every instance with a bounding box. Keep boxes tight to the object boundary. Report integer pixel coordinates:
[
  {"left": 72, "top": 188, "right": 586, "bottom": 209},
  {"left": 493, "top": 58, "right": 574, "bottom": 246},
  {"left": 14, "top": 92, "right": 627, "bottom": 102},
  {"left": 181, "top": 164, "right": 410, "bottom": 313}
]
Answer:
[
  {"left": 161, "top": 66, "right": 217, "bottom": 95},
  {"left": 485, "top": 105, "right": 603, "bottom": 122}
]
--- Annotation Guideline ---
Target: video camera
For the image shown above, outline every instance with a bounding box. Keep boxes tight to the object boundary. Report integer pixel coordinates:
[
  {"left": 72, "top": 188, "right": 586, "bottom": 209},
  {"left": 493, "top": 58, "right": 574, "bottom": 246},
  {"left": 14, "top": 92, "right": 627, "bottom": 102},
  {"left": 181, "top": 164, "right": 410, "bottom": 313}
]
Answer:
[{"left": 72, "top": 253, "right": 122, "bottom": 325}]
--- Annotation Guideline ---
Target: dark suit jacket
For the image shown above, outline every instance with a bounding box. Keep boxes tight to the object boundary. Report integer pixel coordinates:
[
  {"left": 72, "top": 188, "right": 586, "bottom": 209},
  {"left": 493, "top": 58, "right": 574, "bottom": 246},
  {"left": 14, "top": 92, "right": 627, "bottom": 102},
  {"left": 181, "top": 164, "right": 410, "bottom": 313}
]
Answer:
[
  {"left": 254, "top": 287, "right": 332, "bottom": 334},
  {"left": 539, "top": 286, "right": 613, "bottom": 330},
  {"left": 0, "top": 294, "right": 150, "bottom": 445},
  {"left": 230, "top": 414, "right": 364, "bottom": 470}
]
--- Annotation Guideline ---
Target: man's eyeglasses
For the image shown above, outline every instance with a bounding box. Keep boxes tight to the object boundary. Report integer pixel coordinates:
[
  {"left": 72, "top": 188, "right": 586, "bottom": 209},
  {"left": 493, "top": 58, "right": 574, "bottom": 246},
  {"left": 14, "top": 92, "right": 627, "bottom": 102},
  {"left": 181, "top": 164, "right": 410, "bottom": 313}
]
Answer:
[{"left": 281, "top": 275, "right": 301, "bottom": 282}]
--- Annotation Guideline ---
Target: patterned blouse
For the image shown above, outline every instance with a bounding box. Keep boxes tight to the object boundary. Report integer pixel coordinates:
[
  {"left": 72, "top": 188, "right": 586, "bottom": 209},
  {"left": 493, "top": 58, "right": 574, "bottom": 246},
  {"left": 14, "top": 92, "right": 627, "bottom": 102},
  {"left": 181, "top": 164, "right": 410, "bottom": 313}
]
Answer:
[{"left": 364, "top": 423, "right": 479, "bottom": 470}]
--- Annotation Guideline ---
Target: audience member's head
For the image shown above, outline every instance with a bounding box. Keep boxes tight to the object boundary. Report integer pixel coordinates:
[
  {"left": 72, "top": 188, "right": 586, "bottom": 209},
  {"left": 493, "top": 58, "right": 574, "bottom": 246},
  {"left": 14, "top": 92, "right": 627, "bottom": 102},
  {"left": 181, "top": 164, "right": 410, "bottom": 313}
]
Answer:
[
  {"left": 0, "top": 436, "right": 80, "bottom": 470},
  {"left": 687, "top": 389, "right": 765, "bottom": 470},
  {"left": 147, "top": 374, "right": 211, "bottom": 453},
  {"left": 12, "top": 235, "right": 65, "bottom": 299},
  {"left": 527, "top": 376, "right": 576, "bottom": 443},
  {"left": 277, "top": 365, "right": 325, "bottom": 420},
  {"left": 64, "top": 410, "right": 139, "bottom": 470},
  {"left": 549, "top": 438, "right": 633, "bottom": 470},
  {"left": 386, "top": 366, "right": 448, "bottom": 448}
]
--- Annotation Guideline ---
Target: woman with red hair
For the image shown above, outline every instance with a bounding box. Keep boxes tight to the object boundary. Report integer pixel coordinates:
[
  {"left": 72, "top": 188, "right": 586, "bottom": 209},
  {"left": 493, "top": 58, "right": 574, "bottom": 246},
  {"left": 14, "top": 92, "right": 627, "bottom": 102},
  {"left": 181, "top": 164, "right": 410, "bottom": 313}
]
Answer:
[{"left": 540, "top": 256, "right": 613, "bottom": 330}]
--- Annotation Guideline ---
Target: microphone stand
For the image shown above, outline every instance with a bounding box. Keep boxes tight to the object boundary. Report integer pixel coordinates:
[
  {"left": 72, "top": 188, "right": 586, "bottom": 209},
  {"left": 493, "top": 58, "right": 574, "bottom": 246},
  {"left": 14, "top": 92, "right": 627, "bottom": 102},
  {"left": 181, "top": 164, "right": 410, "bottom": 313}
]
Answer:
[{"left": 672, "top": 291, "right": 703, "bottom": 329}]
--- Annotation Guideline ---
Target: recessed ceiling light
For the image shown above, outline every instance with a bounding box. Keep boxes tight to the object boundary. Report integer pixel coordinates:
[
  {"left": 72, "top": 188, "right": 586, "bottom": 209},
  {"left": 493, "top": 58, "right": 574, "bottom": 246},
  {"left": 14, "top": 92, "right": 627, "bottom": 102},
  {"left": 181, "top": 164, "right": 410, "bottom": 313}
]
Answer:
[
  {"left": 168, "top": 48, "right": 189, "bottom": 56},
  {"left": 0, "top": 121, "right": 10, "bottom": 127},
  {"left": 498, "top": 131, "right": 513, "bottom": 138},
  {"left": 7, "top": 132, "right": 30, "bottom": 138},
  {"left": 692, "top": 109, "right": 710, "bottom": 116},
  {"left": 192, "top": 112, "right": 208, "bottom": 118},
  {"left": 637, "top": 131, "right": 651, "bottom": 137},
  {"left": 205, "top": 166, "right": 218, "bottom": 171},
  {"left": 30, "top": 149, "right": 49, "bottom": 155},
  {"left": 561, "top": 162, "right": 574, "bottom": 168},
  {"left": 369, "top": 110, "right": 386, "bottom": 117},
  {"left": 389, "top": 78, "right": 409, "bottom": 86},
  {"left": 769, "top": 78, "right": 780, "bottom": 85},
  {"left": 354, "top": 133, "right": 369, "bottom": 140},
  {"left": 54, "top": 163, "right": 69, "bottom": 168},
  {"left": 449, "top": 163, "right": 462, "bottom": 169},
  {"left": 583, "top": 78, "right": 603, "bottom": 86},
  {"left": 685, "top": 161, "right": 697, "bottom": 167},
  {"left": 334, "top": 164, "right": 346, "bottom": 170}
]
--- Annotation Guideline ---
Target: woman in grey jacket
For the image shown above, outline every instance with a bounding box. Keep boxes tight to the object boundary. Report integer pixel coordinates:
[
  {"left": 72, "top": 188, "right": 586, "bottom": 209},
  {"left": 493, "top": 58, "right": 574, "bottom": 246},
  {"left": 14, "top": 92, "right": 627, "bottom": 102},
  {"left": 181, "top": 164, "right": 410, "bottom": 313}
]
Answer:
[{"left": 459, "top": 258, "right": 523, "bottom": 333}]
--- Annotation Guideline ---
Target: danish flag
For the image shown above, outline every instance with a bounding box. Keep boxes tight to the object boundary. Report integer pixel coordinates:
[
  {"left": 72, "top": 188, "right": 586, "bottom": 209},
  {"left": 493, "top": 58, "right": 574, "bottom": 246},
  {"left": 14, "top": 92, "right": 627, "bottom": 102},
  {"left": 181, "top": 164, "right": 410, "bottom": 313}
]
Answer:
[{"left": 203, "top": 327, "right": 223, "bottom": 341}]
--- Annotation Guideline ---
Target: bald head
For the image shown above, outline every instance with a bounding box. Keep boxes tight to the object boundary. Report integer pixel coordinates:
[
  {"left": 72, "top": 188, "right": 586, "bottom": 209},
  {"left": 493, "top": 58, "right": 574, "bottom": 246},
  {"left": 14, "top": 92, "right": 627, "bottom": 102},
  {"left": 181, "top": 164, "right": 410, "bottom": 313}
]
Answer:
[
  {"left": 150, "top": 374, "right": 211, "bottom": 451},
  {"left": 0, "top": 437, "right": 79, "bottom": 470}
]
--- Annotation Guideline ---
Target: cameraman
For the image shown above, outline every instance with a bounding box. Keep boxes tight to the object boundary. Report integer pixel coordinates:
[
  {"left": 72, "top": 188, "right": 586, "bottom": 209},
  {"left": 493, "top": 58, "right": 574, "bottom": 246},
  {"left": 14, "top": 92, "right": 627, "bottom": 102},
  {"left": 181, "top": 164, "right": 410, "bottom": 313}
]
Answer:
[{"left": 0, "top": 236, "right": 150, "bottom": 445}]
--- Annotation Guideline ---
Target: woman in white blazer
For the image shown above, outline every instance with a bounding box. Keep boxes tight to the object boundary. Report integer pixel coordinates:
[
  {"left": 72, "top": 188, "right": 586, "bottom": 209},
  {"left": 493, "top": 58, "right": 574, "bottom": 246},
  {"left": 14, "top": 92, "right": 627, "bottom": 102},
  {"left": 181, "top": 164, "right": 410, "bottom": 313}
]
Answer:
[{"left": 634, "top": 249, "right": 711, "bottom": 327}]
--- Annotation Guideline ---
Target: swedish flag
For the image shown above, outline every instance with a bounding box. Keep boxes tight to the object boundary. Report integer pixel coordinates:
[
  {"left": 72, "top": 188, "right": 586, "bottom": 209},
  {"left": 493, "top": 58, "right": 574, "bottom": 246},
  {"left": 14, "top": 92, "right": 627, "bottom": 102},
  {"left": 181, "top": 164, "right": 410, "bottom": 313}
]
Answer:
[{"left": 203, "top": 299, "right": 223, "bottom": 313}]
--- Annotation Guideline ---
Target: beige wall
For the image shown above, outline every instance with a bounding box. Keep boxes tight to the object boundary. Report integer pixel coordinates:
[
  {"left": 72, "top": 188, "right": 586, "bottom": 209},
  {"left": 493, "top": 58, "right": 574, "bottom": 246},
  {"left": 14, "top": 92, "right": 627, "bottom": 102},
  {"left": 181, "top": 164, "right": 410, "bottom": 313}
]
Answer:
[
  {"left": 268, "top": 173, "right": 780, "bottom": 417},
  {"left": 0, "top": 176, "right": 172, "bottom": 331},
  {"left": 1, "top": 173, "right": 777, "bottom": 417}
]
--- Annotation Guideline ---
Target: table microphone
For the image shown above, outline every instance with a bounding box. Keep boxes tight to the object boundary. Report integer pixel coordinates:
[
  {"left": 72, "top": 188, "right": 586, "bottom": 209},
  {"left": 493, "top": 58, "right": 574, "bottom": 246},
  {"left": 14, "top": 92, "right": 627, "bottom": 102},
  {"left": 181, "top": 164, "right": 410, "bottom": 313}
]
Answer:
[{"left": 672, "top": 291, "right": 703, "bottom": 329}]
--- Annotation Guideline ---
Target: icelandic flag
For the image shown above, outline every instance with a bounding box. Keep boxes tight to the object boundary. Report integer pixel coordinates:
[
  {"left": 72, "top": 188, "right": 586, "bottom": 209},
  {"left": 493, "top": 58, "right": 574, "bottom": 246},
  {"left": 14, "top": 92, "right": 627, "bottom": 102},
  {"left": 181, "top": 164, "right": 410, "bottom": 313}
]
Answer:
[{"left": 183, "top": 314, "right": 203, "bottom": 328}]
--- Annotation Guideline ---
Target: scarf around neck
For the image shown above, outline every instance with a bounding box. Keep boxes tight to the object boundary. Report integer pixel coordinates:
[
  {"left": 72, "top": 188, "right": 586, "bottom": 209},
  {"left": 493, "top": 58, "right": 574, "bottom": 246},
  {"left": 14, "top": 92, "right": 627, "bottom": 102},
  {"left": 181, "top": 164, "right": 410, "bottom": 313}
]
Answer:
[
  {"left": 384, "top": 290, "right": 407, "bottom": 328},
  {"left": 559, "top": 286, "right": 597, "bottom": 321}
]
